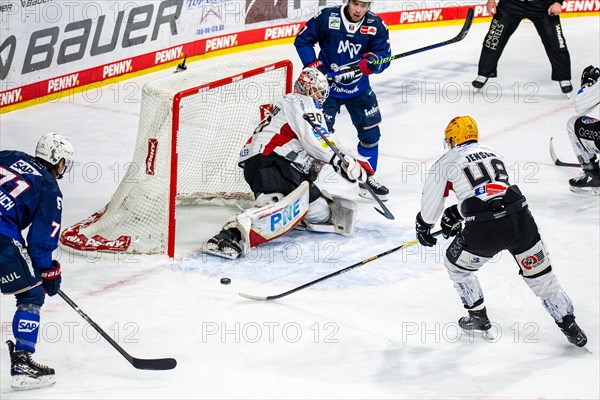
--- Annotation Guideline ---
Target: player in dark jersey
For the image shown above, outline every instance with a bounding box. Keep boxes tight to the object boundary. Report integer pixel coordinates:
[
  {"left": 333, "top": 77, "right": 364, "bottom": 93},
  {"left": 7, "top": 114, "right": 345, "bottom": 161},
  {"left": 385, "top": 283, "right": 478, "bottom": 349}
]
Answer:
[
  {"left": 1, "top": 133, "right": 74, "bottom": 390},
  {"left": 295, "top": 0, "right": 392, "bottom": 200},
  {"left": 472, "top": 0, "right": 572, "bottom": 95}
]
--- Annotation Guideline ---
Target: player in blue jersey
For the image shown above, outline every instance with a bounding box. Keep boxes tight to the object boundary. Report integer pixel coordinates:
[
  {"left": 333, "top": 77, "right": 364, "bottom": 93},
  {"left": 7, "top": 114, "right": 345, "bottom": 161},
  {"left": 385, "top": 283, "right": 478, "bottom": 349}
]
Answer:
[
  {"left": 1, "top": 133, "right": 74, "bottom": 390},
  {"left": 294, "top": 0, "right": 392, "bottom": 200}
]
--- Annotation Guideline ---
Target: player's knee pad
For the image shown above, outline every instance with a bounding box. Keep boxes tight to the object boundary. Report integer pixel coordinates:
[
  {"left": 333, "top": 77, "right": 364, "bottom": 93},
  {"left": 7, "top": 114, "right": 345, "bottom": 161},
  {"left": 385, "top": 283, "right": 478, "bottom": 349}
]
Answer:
[
  {"left": 255, "top": 192, "right": 284, "bottom": 207},
  {"left": 304, "top": 197, "right": 330, "bottom": 224},
  {"left": 15, "top": 285, "right": 45, "bottom": 307},
  {"left": 445, "top": 259, "right": 484, "bottom": 309},
  {"left": 445, "top": 240, "right": 491, "bottom": 272},
  {"left": 358, "top": 126, "right": 381, "bottom": 148},
  {"left": 514, "top": 240, "right": 552, "bottom": 278},
  {"left": 13, "top": 303, "right": 41, "bottom": 353}
]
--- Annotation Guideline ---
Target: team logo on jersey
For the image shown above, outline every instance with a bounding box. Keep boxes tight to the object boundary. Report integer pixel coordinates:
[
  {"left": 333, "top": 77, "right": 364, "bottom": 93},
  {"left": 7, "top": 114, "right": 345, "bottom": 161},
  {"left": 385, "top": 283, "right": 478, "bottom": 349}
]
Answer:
[
  {"left": 520, "top": 250, "right": 545, "bottom": 270},
  {"left": 338, "top": 40, "right": 362, "bottom": 59},
  {"left": 329, "top": 17, "right": 340, "bottom": 30},
  {"left": 360, "top": 26, "right": 377, "bottom": 35}
]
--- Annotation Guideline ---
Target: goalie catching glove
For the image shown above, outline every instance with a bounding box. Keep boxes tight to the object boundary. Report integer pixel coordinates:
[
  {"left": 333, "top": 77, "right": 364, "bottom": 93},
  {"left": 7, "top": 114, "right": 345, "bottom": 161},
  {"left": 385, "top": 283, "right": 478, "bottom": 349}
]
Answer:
[{"left": 332, "top": 155, "right": 372, "bottom": 184}]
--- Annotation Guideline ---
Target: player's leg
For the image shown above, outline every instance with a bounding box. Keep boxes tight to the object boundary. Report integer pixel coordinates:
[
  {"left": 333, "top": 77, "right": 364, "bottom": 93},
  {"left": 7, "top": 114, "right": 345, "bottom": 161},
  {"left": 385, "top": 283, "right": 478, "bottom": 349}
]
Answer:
[
  {"left": 566, "top": 115, "right": 600, "bottom": 194},
  {"left": 344, "top": 90, "right": 389, "bottom": 200},
  {"left": 322, "top": 95, "right": 341, "bottom": 133},
  {"left": 0, "top": 236, "right": 55, "bottom": 390},
  {"left": 510, "top": 210, "right": 587, "bottom": 347},
  {"left": 530, "top": 13, "right": 572, "bottom": 93},
  {"left": 444, "top": 223, "right": 505, "bottom": 334},
  {"left": 473, "top": 4, "right": 522, "bottom": 90}
]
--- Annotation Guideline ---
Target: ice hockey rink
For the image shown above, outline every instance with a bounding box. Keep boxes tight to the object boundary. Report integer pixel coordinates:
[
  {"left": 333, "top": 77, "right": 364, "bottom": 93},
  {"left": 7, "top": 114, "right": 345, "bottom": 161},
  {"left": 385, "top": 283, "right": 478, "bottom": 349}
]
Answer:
[{"left": 1, "top": 14, "right": 599, "bottom": 400}]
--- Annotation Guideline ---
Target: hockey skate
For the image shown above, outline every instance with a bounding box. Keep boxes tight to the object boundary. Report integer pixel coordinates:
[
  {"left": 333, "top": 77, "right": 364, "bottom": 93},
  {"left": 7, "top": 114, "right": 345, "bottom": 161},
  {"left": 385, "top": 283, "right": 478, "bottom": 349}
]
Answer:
[
  {"left": 359, "top": 175, "right": 389, "bottom": 201},
  {"left": 472, "top": 75, "right": 489, "bottom": 93},
  {"left": 559, "top": 80, "right": 573, "bottom": 97},
  {"left": 6, "top": 340, "right": 56, "bottom": 390},
  {"left": 569, "top": 171, "right": 600, "bottom": 195},
  {"left": 557, "top": 315, "right": 587, "bottom": 347},
  {"left": 458, "top": 308, "right": 494, "bottom": 339},
  {"left": 206, "top": 228, "right": 244, "bottom": 259}
]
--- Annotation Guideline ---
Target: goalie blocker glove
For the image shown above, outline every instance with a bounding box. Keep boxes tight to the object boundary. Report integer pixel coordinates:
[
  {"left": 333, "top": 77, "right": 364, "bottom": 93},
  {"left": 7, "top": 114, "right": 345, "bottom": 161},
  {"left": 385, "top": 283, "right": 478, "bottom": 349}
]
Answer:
[{"left": 332, "top": 155, "right": 370, "bottom": 184}]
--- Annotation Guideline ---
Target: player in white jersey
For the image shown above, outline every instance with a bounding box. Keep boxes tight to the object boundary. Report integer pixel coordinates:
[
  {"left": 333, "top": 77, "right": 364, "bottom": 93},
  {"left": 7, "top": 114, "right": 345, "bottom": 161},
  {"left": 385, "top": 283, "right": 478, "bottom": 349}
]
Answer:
[
  {"left": 206, "top": 68, "right": 372, "bottom": 259},
  {"left": 415, "top": 116, "right": 587, "bottom": 347},
  {"left": 566, "top": 65, "right": 600, "bottom": 194}
]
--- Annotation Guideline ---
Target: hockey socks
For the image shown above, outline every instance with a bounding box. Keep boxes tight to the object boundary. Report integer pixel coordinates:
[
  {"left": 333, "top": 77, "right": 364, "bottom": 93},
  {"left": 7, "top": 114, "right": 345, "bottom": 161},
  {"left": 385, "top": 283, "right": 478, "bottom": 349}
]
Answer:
[{"left": 13, "top": 305, "right": 41, "bottom": 353}]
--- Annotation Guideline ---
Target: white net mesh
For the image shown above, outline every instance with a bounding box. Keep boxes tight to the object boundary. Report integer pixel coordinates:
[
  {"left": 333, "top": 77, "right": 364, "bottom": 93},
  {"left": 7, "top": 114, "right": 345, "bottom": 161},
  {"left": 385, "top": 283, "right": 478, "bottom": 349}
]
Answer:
[{"left": 61, "top": 59, "right": 291, "bottom": 255}]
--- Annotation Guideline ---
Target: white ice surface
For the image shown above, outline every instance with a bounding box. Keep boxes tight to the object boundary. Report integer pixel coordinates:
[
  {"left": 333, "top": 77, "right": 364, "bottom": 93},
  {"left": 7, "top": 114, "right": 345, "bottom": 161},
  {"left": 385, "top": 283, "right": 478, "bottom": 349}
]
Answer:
[{"left": 1, "top": 16, "right": 599, "bottom": 399}]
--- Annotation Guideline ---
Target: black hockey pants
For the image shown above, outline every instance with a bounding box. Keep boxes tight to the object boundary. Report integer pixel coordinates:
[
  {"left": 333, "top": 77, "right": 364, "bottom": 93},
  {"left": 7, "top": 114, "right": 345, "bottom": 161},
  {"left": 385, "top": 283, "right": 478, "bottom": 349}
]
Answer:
[{"left": 477, "top": 0, "right": 571, "bottom": 81}]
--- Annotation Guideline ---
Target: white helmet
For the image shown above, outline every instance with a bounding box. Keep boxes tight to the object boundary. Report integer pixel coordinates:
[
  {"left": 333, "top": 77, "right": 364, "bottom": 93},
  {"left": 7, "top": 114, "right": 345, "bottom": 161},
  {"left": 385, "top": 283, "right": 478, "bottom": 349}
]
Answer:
[
  {"left": 294, "top": 67, "right": 330, "bottom": 104},
  {"left": 35, "top": 133, "right": 74, "bottom": 178}
]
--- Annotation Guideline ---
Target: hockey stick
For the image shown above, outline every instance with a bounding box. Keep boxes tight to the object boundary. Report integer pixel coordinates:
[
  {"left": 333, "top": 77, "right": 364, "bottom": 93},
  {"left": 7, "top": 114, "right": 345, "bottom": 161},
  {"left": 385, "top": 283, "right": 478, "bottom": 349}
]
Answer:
[
  {"left": 302, "top": 114, "right": 394, "bottom": 220},
  {"left": 327, "top": 7, "right": 475, "bottom": 79},
  {"left": 549, "top": 137, "right": 580, "bottom": 168},
  {"left": 58, "top": 290, "right": 177, "bottom": 370},
  {"left": 239, "top": 230, "right": 442, "bottom": 301}
]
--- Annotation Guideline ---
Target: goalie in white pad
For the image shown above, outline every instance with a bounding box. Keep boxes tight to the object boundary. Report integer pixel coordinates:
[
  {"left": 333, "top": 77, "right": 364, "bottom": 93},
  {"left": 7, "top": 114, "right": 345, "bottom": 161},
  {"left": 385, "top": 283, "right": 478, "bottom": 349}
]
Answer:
[{"left": 206, "top": 68, "right": 367, "bottom": 259}]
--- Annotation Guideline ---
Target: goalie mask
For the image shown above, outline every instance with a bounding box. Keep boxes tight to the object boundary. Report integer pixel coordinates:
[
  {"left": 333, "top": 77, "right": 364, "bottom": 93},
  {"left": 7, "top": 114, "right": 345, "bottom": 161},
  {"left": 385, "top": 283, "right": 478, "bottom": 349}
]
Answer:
[
  {"left": 444, "top": 116, "right": 478, "bottom": 149},
  {"left": 35, "top": 133, "right": 75, "bottom": 178},
  {"left": 294, "top": 67, "right": 330, "bottom": 104}
]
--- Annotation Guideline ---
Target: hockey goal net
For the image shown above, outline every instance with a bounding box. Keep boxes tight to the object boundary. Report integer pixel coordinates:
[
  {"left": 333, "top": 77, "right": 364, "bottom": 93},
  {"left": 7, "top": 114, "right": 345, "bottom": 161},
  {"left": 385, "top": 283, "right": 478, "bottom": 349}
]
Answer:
[{"left": 60, "top": 59, "right": 293, "bottom": 257}]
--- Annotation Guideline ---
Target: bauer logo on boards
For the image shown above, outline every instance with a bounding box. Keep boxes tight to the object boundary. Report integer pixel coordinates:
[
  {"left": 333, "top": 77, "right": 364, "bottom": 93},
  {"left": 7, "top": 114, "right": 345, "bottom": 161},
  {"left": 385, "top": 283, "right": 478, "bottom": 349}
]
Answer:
[{"left": 146, "top": 139, "right": 158, "bottom": 175}]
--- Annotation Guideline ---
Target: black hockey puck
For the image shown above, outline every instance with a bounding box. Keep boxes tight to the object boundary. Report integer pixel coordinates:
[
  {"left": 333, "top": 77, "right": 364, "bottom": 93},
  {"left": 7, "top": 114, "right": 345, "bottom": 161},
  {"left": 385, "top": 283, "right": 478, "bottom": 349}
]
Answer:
[{"left": 220, "top": 277, "right": 231, "bottom": 285}]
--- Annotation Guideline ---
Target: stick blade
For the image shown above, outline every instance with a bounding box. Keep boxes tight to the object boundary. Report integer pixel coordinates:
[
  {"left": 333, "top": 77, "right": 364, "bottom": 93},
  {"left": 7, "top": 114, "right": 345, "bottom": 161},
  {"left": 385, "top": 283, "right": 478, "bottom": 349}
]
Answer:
[
  {"left": 131, "top": 357, "right": 177, "bottom": 370},
  {"left": 239, "top": 292, "right": 269, "bottom": 301}
]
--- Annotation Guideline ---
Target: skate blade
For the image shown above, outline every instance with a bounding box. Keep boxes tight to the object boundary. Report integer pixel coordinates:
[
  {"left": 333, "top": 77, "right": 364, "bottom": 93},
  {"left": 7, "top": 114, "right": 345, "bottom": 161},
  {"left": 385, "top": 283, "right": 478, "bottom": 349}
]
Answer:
[
  {"left": 358, "top": 189, "right": 388, "bottom": 202},
  {"left": 11, "top": 374, "right": 56, "bottom": 390},
  {"left": 204, "top": 246, "right": 241, "bottom": 260},
  {"left": 569, "top": 186, "right": 600, "bottom": 195},
  {"left": 461, "top": 328, "right": 495, "bottom": 341}
]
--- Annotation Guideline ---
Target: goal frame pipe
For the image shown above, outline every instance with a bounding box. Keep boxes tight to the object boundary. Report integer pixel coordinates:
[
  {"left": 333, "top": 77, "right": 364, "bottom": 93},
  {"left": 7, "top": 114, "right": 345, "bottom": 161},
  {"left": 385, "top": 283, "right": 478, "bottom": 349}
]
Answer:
[{"left": 168, "top": 60, "right": 294, "bottom": 257}]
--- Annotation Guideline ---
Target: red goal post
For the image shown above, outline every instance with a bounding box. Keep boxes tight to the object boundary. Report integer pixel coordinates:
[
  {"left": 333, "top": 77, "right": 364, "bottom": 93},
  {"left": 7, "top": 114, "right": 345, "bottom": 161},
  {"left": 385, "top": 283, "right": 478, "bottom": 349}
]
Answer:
[{"left": 61, "top": 59, "right": 293, "bottom": 258}]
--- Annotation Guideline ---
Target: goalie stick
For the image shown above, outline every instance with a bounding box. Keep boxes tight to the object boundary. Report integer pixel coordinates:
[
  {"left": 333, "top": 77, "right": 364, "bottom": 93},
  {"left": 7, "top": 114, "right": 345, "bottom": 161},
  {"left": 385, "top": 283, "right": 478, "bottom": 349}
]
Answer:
[
  {"left": 302, "top": 114, "right": 394, "bottom": 220},
  {"left": 58, "top": 290, "right": 177, "bottom": 370},
  {"left": 549, "top": 137, "right": 580, "bottom": 168},
  {"left": 327, "top": 7, "right": 475, "bottom": 79},
  {"left": 239, "top": 230, "right": 442, "bottom": 301}
]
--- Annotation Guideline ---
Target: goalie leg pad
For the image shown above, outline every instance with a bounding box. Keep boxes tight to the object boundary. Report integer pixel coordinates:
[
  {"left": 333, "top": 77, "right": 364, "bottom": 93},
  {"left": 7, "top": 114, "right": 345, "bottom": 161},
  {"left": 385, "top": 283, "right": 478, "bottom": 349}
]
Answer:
[
  {"left": 237, "top": 182, "right": 310, "bottom": 248},
  {"left": 299, "top": 191, "right": 357, "bottom": 236}
]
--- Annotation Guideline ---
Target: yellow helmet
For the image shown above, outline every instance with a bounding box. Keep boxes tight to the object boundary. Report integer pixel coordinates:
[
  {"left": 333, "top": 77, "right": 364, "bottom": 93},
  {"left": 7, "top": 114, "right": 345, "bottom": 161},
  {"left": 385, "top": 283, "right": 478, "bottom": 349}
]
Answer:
[{"left": 444, "top": 116, "right": 478, "bottom": 147}]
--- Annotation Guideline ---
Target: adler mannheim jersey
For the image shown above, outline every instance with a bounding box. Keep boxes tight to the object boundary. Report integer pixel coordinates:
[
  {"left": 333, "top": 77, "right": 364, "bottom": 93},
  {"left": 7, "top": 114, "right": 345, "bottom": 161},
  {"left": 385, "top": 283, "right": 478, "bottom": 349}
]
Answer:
[
  {"left": 295, "top": 6, "right": 391, "bottom": 99},
  {"left": 421, "top": 142, "right": 512, "bottom": 225},
  {"left": 239, "top": 93, "right": 339, "bottom": 173},
  {"left": 0, "top": 150, "right": 62, "bottom": 270}
]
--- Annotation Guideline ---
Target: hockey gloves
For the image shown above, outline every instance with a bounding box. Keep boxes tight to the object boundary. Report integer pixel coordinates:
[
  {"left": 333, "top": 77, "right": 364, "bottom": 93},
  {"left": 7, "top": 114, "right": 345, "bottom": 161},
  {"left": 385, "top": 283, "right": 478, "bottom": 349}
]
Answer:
[
  {"left": 358, "top": 52, "right": 381, "bottom": 75},
  {"left": 441, "top": 205, "right": 464, "bottom": 239},
  {"left": 333, "top": 155, "right": 368, "bottom": 184},
  {"left": 415, "top": 213, "right": 437, "bottom": 247},
  {"left": 40, "top": 260, "right": 62, "bottom": 297},
  {"left": 581, "top": 65, "right": 600, "bottom": 87}
]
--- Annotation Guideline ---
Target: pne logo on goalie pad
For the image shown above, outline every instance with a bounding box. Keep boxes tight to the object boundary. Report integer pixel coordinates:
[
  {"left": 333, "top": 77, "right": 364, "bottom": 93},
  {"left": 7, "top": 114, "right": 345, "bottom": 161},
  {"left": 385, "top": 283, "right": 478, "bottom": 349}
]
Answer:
[{"left": 271, "top": 199, "right": 301, "bottom": 231}]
